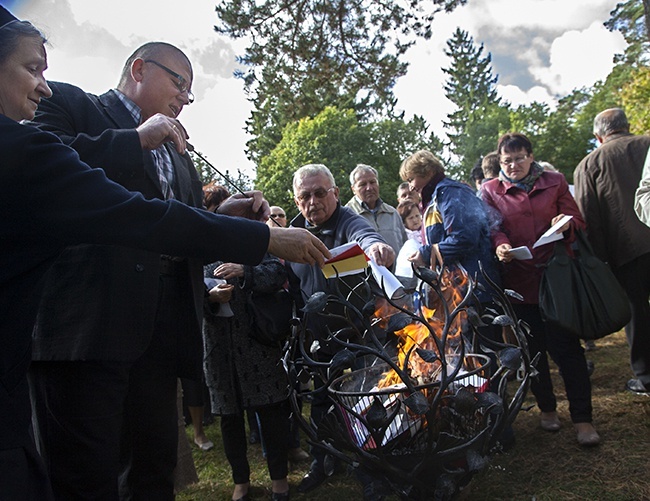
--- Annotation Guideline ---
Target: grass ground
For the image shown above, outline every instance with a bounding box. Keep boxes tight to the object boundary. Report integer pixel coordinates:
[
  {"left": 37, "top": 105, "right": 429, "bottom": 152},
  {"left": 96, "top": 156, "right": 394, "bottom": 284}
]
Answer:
[{"left": 178, "top": 330, "right": 650, "bottom": 501}]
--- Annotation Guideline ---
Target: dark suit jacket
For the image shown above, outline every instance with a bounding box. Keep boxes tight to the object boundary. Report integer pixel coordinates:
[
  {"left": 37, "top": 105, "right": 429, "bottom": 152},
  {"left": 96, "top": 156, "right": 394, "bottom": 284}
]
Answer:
[
  {"left": 30, "top": 82, "right": 210, "bottom": 370},
  {"left": 0, "top": 114, "right": 268, "bottom": 450}
]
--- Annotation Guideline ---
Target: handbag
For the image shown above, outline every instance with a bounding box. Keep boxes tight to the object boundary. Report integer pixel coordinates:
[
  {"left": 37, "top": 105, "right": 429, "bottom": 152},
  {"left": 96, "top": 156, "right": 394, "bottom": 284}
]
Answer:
[
  {"left": 245, "top": 288, "right": 294, "bottom": 347},
  {"left": 539, "top": 230, "right": 631, "bottom": 340}
]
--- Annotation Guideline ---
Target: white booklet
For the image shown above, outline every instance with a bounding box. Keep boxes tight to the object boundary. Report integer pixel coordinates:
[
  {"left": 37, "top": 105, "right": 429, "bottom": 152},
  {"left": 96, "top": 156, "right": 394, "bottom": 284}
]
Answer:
[
  {"left": 506, "top": 215, "right": 573, "bottom": 259},
  {"left": 508, "top": 246, "right": 533, "bottom": 260}
]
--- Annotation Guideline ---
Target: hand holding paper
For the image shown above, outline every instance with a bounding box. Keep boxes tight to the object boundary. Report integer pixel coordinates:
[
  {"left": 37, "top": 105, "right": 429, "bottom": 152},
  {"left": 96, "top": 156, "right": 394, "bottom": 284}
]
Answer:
[
  {"left": 321, "top": 242, "right": 369, "bottom": 278},
  {"left": 532, "top": 214, "right": 573, "bottom": 249},
  {"left": 508, "top": 246, "right": 533, "bottom": 260}
]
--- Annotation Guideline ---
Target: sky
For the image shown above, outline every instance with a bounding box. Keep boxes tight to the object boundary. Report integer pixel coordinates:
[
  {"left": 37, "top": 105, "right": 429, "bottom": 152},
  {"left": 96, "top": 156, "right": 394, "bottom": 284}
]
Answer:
[{"left": 6, "top": 0, "right": 627, "bottom": 179}]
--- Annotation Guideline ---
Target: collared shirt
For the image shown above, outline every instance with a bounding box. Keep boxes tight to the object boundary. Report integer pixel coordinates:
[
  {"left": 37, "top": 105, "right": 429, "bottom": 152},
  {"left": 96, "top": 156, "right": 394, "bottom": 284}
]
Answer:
[
  {"left": 355, "top": 195, "right": 379, "bottom": 214},
  {"left": 113, "top": 89, "right": 175, "bottom": 199}
]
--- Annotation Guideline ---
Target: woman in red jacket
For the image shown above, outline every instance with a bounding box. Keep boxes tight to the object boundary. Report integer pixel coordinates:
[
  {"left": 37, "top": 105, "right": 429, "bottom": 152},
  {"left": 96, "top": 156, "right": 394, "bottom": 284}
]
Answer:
[{"left": 481, "top": 133, "right": 600, "bottom": 447}]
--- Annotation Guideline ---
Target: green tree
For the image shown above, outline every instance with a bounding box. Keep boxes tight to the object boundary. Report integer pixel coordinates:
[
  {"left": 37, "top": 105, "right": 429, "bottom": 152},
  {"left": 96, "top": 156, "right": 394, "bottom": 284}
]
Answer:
[
  {"left": 603, "top": 0, "right": 650, "bottom": 134},
  {"left": 255, "top": 107, "right": 443, "bottom": 218},
  {"left": 605, "top": 0, "right": 649, "bottom": 66},
  {"left": 509, "top": 90, "right": 595, "bottom": 181},
  {"left": 621, "top": 65, "right": 650, "bottom": 133},
  {"left": 215, "top": 0, "right": 466, "bottom": 163},
  {"left": 442, "top": 28, "right": 510, "bottom": 179}
]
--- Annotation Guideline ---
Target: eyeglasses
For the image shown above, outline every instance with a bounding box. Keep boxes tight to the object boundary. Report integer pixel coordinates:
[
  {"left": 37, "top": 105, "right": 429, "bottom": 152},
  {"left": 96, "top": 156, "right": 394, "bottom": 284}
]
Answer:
[
  {"left": 295, "top": 187, "right": 335, "bottom": 203},
  {"left": 500, "top": 155, "right": 528, "bottom": 166},
  {"left": 144, "top": 59, "right": 194, "bottom": 104},
  {"left": 269, "top": 213, "right": 286, "bottom": 219}
]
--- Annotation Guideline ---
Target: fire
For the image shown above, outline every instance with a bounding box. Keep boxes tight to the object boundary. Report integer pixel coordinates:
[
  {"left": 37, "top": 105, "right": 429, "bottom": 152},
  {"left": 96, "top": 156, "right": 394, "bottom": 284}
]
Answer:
[{"left": 377, "top": 268, "right": 469, "bottom": 390}]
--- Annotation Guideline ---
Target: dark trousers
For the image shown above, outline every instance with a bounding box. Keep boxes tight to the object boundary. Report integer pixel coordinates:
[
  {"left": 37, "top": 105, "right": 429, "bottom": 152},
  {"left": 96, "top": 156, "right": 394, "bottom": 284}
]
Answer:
[
  {"left": 220, "top": 401, "right": 290, "bottom": 484},
  {"left": 0, "top": 438, "right": 54, "bottom": 501},
  {"left": 614, "top": 252, "right": 650, "bottom": 386},
  {"left": 29, "top": 273, "right": 198, "bottom": 501},
  {"left": 30, "top": 360, "right": 131, "bottom": 500},
  {"left": 512, "top": 304, "right": 593, "bottom": 423}
]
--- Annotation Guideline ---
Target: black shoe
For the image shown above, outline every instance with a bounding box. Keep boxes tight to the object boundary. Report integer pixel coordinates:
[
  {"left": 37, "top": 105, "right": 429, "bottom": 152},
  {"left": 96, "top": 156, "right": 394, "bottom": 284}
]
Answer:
[
  {"left": 626, "top": 378, "right": 650, "bottom": 394},
  {"left": 271, "top": 491, "right": 290, "bottom": 501},
  {"left": 297, "top": 468, "right": 327, "bottom": 493}
]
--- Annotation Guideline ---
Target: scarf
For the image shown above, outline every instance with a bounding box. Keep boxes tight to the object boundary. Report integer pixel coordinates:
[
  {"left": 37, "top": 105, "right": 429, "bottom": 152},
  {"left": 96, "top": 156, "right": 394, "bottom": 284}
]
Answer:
[
  {"left": 421, "top": 171, "right": 446, "bottom": 210},
  {"left": 499, "top": 161, "right": 544, "bottom": 192}
]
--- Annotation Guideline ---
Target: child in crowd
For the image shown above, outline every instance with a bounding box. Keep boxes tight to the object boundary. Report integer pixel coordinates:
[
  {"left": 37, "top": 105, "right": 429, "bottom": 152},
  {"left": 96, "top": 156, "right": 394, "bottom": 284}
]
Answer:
[{"left": 397, "top": 201, "right": 423, "bottom": 244}]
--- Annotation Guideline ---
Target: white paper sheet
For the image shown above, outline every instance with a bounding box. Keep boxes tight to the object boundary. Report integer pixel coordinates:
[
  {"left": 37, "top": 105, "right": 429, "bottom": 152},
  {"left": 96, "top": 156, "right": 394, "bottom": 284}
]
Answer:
[
  {"left": 394, "top": 239, "right": 420, "bottom": 278},
  {"left": 532, "top": 215, "right": 573, "bottom": 248},
  {"left": 370, "top": 261, "right": 405, "bottom": 299}
]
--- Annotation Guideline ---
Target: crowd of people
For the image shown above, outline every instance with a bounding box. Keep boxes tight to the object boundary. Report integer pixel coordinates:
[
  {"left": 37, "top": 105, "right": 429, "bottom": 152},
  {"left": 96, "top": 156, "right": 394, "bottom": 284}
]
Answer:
[{"left": 2, "top": 4, "right": 650, "bottom": 501}]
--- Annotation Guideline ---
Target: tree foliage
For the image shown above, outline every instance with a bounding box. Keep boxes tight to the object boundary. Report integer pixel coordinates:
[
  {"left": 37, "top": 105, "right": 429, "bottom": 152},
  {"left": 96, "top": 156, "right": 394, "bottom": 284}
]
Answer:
[
  {"left": 255, "top": 106, "right": 443, "bottom": 218},
  {"left": 621, "top": 65, "right": 650, "bottom": 133},
  {"left": 442, "top": 28, "right": 510, "bottom": 180},
  {"left": 603, "top": 0, "right": 650, "bottom": 134},
  {"left": 215, "top": 0, "right": 467, "bottom": 162},
  {"left": 605, "top": 0, "right": 650, "bottom": 65}
]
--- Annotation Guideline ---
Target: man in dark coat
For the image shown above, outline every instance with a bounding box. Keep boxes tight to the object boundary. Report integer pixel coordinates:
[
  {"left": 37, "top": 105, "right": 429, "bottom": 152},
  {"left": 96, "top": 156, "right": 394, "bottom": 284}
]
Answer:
[
  {"left": 574, "top": 108, "right": 650, "bottom": 395},
  {"left": 25, "top": 42, "right": 311, "bottom": 500},
  {"left": 0, "top": 9, "right": 329, "bottom": 498}
]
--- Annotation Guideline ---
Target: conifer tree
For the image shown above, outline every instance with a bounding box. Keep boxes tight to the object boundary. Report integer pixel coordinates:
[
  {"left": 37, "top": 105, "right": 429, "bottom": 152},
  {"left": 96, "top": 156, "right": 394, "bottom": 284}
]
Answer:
[
  {"left": 442, "top": 28, "right": 509, "bottom": 179},
  {"left": 215, "top": 0, "right": 466, "bottom": 163}
]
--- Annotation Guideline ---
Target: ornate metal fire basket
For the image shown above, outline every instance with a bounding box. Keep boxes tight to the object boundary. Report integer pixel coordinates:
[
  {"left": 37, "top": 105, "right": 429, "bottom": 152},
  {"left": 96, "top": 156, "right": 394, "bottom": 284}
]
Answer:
[{"left": 283, "top": 264, "right": 534, "bottom": 500}]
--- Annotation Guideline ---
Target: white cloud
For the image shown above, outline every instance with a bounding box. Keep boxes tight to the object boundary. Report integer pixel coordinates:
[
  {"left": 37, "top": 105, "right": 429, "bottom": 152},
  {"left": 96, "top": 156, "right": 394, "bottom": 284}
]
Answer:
[
  {"left": 465, "top": 0, "right": 618, "bottom": 31},
  {"left": 393, "top": 0, "right": 624, "bottom": 142},
  {"left": 16, "top": 0, "right": 257, "bottom": 178},
  {"left": 531, "top": 21, "right": 626, "bottom": 95},
  {"left": 496, "top": 84, "right": 556, "bottom": 108}
]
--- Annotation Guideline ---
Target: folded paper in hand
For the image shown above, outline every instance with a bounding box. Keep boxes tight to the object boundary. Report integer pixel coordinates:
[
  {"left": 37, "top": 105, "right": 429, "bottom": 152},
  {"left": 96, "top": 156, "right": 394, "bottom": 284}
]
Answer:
[
  {"left": 321, "top": 242, "right": 369, "bottom": 278},
  {"left": 532, "top": 215, "right": 573, "bottom": 249}
]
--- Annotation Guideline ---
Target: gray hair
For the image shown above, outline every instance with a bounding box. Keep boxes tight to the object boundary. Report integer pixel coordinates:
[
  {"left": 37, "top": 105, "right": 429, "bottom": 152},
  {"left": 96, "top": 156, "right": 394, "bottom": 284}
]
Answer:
[
  {"left": 593, "top": 108, "right": 629, "bottom": 138},
  {"left": 349, "top": 164, "right": 378, "bottom": 186},
  {"left": 293, "top": 164, "right": 336, "bottom": 193},
  {"left": 0, "top": 21, "right": 46, "bottom": 66},
  {"left": 117, "top": 42, "right": 191, "bottom": 89}
]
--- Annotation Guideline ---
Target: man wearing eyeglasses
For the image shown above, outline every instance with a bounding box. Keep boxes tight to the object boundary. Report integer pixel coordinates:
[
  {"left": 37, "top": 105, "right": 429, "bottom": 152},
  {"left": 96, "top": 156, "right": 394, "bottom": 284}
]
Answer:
[
  {"left": 267, "top": 206, "right": 288, "bottom": 228},
  {"left": 286, "top": 164, "right": 394, "bottom": 494},
  {"left": 27, "top": 42, "right": 226, "bottom": 499}
]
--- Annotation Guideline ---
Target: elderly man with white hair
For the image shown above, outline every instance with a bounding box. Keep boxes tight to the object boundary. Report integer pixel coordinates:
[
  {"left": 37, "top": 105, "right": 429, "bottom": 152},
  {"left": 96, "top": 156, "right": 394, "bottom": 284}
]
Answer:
[{"left": 346, "top": 163, "right": 407, "bottom": 257}]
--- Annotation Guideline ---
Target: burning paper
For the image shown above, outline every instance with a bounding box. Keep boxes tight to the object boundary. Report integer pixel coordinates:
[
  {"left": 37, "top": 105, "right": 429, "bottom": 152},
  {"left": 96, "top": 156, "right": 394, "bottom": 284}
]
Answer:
[{"left": 341, "top": 384, "right": 422, "bottom": 450}]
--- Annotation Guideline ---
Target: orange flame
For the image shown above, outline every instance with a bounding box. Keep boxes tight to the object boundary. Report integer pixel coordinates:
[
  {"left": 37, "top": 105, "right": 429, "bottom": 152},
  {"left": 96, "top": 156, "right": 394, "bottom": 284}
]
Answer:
[{"left": 377, "top": 268, "right": 469, "bottom": 390}]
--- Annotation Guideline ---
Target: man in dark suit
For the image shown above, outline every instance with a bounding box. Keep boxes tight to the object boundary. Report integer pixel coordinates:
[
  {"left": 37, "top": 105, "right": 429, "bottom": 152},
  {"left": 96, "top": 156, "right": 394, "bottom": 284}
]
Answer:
[{"left": 28, "top": 42, "right": 236, "bottom": 499}]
